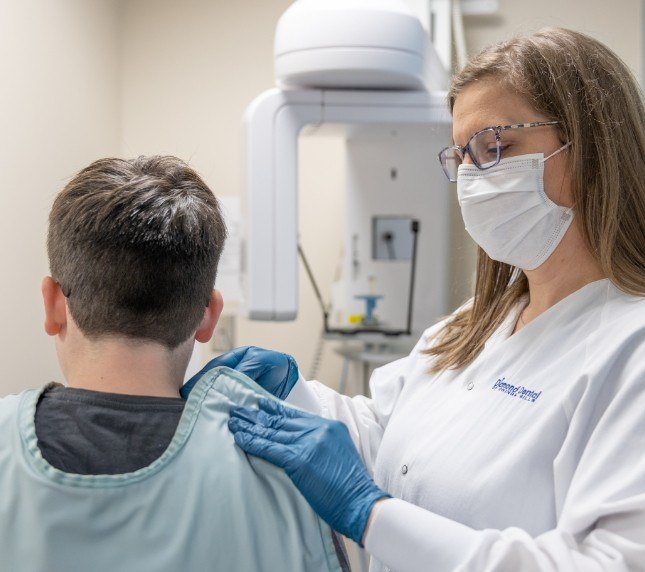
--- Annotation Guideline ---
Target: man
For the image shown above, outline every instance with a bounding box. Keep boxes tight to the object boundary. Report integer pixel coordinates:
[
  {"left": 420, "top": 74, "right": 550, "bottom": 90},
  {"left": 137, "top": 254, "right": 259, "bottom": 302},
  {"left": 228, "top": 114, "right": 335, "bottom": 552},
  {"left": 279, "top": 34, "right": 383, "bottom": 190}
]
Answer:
[{"left": 0, "top": 156, "right": 346, "bottom": 571}]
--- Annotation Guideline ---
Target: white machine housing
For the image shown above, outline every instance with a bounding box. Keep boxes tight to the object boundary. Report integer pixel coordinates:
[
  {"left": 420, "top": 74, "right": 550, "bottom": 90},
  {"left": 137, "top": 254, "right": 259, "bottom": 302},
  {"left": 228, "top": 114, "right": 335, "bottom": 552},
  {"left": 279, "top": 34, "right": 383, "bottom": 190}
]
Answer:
[
  {"left": 244, "top": 0, "right": 454, "bottom": 329},
  {"left": 335, "top": 120, "right": 452, "bottom": 334},
  {"left": 275, "top": 0, "right": 428, "bottom": 90}
]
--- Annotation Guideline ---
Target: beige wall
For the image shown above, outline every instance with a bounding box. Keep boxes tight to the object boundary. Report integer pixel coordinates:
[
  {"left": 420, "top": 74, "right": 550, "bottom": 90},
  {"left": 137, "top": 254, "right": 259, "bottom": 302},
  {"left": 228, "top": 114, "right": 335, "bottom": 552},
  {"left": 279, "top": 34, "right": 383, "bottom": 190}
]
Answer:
[
  {"left": 0, "top": 0, "right": 121, "bottom": 395},
  {"left": 1, "top": 0, "right": 642, "bottom": 395},
  {"left": 465, "top": 0, "right": 641, "bottom": 74}
]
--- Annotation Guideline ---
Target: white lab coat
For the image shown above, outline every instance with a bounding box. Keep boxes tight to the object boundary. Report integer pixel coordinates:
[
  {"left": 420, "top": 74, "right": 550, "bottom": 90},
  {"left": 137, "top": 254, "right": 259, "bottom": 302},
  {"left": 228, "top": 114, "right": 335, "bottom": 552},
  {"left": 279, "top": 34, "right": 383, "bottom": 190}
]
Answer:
[{"left": 287, "top": 279, "right": 645, "bottom": 571}]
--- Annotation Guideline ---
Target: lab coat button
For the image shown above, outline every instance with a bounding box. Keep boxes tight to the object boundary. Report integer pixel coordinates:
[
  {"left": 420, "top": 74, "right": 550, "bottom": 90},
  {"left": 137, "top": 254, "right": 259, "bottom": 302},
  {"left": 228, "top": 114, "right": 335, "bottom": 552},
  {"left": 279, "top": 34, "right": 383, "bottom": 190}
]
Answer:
[
  {"left": 401, "top": 464, "right": 408, "bottom": 475},
  {"left": 466, "top": 381, "right": 474, "bottom": 391}
]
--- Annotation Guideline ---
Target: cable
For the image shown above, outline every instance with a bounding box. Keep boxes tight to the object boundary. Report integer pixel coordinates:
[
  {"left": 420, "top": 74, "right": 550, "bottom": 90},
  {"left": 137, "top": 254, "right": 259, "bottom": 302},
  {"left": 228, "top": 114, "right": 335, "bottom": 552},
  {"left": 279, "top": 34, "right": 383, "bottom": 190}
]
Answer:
[
  {"left": 308, "top": 331, "right": 326, "bottom": 380},
  {"left": 406, "top": 220, "right": 420, "bottom": 334},
  {"left": 383, "top": 232, "right": 396, "bottom": 260},
  {"left": 298, "top": 243, "right": 329, "bottom": 321}
]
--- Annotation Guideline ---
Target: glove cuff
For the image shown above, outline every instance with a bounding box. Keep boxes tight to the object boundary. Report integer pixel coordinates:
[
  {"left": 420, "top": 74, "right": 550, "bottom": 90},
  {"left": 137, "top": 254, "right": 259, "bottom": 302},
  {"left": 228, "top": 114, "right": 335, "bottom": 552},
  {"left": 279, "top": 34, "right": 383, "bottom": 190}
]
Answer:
[
  {"left": 348, "top": 486, "right": 391, "bottom": 546},
  {"left": 276, "top": 353, "right": 299, "bottom": 399}
]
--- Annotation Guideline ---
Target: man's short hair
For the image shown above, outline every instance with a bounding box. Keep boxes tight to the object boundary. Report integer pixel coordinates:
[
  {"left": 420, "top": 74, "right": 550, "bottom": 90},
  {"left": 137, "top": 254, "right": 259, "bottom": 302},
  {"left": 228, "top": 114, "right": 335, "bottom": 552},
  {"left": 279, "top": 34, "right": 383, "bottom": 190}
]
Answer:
[{"left": 47, "top": 156, "right": 226, "bottom": 348}]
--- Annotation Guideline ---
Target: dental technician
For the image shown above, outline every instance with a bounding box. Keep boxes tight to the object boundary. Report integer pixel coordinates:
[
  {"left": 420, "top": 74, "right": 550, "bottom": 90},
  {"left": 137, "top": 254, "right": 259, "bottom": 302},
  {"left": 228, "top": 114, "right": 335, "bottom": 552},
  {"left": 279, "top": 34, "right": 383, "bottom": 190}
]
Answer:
[{"left": 186, "top": 27, "right": 645, "bottom": 571}]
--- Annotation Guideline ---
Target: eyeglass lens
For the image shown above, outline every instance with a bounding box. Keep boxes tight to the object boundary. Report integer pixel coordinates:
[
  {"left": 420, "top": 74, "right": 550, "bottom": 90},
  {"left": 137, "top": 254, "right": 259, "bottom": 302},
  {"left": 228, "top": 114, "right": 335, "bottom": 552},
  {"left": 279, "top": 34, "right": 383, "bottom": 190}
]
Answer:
[
  {"left": 469, "top": 129, "right": 499, "bottom": 169},
  {"left": 439, "top": 128, "right": 501, "bottom": 182},
  {"left": 439, "top": 148, "right": 462, "bottom": 182}
]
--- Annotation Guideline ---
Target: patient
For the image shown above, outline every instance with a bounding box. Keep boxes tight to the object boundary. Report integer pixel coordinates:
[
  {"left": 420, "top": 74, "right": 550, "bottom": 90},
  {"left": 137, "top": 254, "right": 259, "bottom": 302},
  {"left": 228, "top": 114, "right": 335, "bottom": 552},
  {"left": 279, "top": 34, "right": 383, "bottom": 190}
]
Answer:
[{"left": 0, "top": 156, "right": 348, "bottom": 571}]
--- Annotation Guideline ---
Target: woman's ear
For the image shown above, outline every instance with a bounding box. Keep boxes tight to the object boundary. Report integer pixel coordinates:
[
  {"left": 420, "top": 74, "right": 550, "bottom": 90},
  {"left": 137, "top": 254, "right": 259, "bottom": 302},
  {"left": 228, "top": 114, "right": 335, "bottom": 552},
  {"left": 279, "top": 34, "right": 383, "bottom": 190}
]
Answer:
[
  {"left": 41, "top": 276, "right": 68, "bottom": 336},
  {"left": 195, "top": 290, "right": 224, "bottom": 343}
]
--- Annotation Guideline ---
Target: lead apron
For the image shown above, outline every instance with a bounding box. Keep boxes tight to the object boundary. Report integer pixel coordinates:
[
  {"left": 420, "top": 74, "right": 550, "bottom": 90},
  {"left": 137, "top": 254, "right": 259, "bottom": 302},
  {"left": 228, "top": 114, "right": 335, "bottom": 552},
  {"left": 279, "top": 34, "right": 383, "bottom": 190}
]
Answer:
[{"left": 0, "top": 367, "right": 342, "bottom": 572}]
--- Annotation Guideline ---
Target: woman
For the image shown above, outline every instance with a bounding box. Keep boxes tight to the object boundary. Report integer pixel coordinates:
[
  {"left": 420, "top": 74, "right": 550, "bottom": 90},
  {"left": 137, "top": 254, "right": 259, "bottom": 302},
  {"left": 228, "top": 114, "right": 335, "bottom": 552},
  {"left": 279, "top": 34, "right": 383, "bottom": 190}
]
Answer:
[{"left": 191, "top": 28, "right": 645, "bottom": 570}]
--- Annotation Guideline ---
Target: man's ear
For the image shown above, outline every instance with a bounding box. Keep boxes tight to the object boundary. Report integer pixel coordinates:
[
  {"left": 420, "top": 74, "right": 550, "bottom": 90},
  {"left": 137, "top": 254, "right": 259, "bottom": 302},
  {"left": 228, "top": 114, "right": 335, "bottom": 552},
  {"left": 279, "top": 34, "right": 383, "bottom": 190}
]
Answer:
[
  {"left": 195, "top": 289, "right": 224, "bottom": 343},
  {"left": 42, "top": 276, "right": 68, "bottom": 336}
]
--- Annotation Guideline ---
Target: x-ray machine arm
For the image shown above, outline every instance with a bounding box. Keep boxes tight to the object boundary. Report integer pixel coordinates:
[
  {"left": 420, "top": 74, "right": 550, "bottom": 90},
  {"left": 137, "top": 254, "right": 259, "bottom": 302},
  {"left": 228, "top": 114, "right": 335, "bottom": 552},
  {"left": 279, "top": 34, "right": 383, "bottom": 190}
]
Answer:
[{"left": 245, "top": 88, "right": 450, "bottom": 321}]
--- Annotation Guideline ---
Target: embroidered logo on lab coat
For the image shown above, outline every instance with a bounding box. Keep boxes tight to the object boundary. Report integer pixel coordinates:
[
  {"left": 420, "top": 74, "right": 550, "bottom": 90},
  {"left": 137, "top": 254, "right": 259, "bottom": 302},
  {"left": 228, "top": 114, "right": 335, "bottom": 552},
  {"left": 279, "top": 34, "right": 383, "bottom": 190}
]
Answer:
[{"left": 491, "top": 377, "right": 542, "bottom": 403}]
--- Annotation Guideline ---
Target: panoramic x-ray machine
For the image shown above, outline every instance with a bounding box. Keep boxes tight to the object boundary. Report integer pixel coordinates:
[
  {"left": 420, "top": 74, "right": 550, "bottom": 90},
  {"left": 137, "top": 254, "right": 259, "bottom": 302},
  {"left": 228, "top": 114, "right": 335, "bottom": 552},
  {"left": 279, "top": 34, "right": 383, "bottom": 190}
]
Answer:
[{"left": 244, "top": 0, "right": 476, "bottom": 383}]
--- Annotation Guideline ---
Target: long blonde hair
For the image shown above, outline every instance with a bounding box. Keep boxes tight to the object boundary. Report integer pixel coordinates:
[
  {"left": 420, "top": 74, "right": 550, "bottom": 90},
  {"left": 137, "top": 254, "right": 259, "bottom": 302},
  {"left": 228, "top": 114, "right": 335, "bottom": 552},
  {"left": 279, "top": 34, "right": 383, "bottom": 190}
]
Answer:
[{"left": 426, "top": 27, "right": 645, "bottom": 373}]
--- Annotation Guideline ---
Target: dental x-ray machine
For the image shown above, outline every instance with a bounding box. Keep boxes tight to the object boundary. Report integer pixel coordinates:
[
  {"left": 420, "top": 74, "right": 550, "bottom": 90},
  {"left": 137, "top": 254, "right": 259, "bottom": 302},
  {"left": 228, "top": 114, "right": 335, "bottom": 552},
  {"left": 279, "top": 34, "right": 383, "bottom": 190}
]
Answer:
[{"left": 244, "top": 0, "right": 470, "bottom": 349}]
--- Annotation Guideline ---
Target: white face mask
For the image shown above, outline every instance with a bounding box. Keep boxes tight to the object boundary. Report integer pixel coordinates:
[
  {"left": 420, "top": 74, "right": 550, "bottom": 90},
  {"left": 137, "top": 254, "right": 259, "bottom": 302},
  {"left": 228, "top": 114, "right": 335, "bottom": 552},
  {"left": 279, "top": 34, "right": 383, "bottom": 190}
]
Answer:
[{"left": 456, "top": 145, "right": 573, "bottom": 270}]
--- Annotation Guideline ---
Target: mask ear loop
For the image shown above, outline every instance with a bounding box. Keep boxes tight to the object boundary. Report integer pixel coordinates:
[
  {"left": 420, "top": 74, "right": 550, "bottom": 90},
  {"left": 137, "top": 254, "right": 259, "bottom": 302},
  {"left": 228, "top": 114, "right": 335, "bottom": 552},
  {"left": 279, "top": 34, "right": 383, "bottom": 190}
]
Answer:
[
  {"left": 544, "top": 141, "right": 575, "bottom": 214},
  {"left": 541, "top": 141, "right": 572, "bottom": 163}
]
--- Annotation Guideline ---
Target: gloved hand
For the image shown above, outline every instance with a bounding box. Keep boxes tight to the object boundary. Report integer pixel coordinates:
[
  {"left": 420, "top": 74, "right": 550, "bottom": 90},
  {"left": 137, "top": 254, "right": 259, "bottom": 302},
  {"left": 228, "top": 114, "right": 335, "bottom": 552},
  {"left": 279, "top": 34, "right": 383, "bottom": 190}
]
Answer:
[
  {"left": 228, "top": 398, "right": 389, "bottom": 545},
  {"left": 181, "top": 346, "right": 299, "bottom": 400}
]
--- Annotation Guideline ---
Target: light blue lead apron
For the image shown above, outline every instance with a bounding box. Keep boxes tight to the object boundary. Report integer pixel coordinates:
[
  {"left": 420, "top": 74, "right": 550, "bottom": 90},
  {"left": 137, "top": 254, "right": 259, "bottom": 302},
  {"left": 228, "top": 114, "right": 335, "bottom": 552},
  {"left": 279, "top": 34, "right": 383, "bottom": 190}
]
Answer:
[{"left": 0, "top": 367, "right": 342, "bottom": 572}]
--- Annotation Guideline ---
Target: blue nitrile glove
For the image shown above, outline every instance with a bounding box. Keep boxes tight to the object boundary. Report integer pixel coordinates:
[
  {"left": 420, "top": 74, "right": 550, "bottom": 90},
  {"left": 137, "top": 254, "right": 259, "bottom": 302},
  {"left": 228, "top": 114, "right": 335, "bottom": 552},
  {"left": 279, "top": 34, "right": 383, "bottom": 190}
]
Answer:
[
  {"left": 181, "top": 346, "right": 299, "bottom": 399},
  {"left": 228, "top": 398, "right": 389, "bottom": 545}
]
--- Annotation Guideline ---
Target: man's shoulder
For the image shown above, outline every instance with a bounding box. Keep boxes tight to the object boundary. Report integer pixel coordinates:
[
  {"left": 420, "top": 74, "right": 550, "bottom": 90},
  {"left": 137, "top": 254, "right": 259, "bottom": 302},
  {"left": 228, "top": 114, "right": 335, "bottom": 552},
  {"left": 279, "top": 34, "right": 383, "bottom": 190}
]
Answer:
[
  {"left": 0, "top": 388, "right": 39, "bottom": 449},
  {"left": 0, "top": 387, "right": 37, "bottom": 412}
]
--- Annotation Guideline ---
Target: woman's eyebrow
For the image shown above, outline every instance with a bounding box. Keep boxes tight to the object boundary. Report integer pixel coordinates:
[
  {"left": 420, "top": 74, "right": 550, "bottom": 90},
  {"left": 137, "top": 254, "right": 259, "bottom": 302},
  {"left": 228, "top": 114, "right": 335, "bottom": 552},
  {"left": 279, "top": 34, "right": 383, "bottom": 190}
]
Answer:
[{"left": 453, "top": 124, "right": 495, "bottom": 146}]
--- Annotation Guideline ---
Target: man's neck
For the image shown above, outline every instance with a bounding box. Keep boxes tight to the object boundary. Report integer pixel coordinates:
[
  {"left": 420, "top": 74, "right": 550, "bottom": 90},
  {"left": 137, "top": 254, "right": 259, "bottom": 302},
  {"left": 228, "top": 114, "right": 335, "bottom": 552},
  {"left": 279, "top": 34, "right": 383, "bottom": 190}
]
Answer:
[{"left": 59, "top": 335, "right": 190, "bottom": 398}]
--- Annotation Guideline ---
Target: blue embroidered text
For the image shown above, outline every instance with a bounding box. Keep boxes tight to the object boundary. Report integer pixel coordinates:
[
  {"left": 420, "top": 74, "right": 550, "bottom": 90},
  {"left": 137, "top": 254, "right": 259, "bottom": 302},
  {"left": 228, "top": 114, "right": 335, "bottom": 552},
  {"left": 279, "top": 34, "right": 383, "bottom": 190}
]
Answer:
[{"left": 491, "top": 377, "right": 542, "bottom": 403}]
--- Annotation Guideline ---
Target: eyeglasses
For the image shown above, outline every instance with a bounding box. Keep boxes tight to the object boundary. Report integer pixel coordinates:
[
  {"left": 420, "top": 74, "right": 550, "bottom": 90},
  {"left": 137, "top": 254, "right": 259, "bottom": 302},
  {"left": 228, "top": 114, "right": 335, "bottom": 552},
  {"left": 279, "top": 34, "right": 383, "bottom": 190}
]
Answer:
[{"left": 438, "top": 120, "right": 560, "bottom": 182}]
